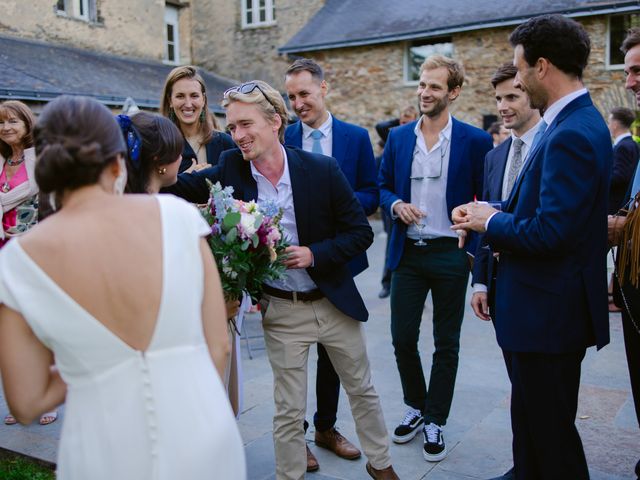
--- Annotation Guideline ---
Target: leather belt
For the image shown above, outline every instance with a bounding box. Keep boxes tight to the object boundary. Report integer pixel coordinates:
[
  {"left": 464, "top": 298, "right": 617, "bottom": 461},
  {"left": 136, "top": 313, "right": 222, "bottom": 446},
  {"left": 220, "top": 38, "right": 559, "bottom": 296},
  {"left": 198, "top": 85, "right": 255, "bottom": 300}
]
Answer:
[{"left": 263, "top": 285, "right": 324, "bottom": 302}]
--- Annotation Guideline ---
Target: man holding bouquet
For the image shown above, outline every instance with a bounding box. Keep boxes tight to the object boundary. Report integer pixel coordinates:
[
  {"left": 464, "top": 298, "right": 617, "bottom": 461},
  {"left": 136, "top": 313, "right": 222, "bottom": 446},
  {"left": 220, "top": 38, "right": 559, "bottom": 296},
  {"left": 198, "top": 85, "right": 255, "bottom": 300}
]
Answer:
[{"left": 215, "top": 80, "right": 398, "bottom": 480}]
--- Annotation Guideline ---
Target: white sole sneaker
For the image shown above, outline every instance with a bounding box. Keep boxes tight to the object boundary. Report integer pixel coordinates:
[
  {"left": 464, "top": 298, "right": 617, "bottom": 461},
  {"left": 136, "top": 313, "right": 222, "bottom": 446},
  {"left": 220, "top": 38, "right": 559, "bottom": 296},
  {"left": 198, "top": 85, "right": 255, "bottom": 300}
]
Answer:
[
  {"left": 391, "top": 424, "right": 423, "bottom": 444},
  {"left": 423, "top": 446, "right": 447, "bottom": 462}
]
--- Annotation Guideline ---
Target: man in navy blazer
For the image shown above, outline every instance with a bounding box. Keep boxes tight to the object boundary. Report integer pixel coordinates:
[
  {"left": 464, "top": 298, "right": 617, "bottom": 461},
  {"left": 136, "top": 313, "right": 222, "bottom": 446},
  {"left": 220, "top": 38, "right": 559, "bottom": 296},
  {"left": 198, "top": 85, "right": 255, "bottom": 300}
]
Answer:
[
  {"left": 453, "top": 15, "right": 611, "bottom": 479},
  {"left": 220, "top": 80, "right": 398, "bottom": 480},
  {"left": 283, "top": 58, "right": 378, "bottom": 468},
  {"left": 471, "top": 63, "right": 541, "bottom": 323},
  {"left": 471, "top": 63, "right": 541, "bottom": 480},
  {"left": 379, "top": 54, "right": 492, "bottom": 462},
  {"left": 607, "top": 107, "right": 639, "bottom": 215}
]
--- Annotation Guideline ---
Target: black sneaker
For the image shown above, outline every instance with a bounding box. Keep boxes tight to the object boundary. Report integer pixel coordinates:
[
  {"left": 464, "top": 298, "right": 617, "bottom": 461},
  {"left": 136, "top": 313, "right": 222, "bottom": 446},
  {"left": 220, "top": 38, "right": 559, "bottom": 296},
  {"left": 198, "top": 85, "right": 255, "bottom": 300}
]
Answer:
[
  {"left": 423, "top": 422, "right": 447, "bottom": 461},
  {"left": 392, "top": 407, "right": 424, "bottom": 443}
]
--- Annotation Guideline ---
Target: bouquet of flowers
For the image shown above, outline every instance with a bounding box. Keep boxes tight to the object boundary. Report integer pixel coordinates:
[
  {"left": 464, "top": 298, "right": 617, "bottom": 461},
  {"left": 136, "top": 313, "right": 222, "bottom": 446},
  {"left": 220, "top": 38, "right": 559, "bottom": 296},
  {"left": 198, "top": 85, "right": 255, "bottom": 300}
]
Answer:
[{"left": 201, "top": 181, "right": 289, "bottom": 302}]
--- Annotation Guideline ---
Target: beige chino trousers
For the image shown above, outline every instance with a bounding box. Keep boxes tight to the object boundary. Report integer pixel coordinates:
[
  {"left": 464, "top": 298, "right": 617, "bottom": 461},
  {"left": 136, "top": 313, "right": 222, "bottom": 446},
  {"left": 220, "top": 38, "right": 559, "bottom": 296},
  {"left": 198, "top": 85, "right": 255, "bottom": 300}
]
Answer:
[{"left": 260, "top": 294, "right": 391, "bottom": 480}]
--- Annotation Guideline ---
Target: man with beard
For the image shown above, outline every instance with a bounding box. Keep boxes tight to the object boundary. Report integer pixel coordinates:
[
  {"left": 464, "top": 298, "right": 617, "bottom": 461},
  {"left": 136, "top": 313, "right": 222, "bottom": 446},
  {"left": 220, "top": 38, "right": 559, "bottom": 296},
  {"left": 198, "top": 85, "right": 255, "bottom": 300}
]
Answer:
[
  {"left": 283, "top": 58, "right": 378, "bottom": 471},
  {"left": 378, "top": 54, "right": 492, "bottom": 462},
  {"left": 452, "top": 15, "right": 611, "bottom": 478}
]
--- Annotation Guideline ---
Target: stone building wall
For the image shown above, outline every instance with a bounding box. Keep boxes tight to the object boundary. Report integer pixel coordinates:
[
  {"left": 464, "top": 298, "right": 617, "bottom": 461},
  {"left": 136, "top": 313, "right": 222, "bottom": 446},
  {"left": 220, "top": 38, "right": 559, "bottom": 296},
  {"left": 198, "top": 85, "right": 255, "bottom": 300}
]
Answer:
[
  {"left": 293, "top": 16, "right": 633, "bottom": 148},
  {"left": 191, "top": 0, "right": 325, "bottom": 87},
  {"left": 0, "top": 0, "right": 180, "bottom": 62}
]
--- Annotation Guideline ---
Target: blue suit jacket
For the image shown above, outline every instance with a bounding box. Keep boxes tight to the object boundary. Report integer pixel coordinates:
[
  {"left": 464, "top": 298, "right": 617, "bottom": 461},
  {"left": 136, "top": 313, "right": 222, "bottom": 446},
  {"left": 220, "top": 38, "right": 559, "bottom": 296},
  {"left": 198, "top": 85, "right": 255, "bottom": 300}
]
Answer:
[
  {"left": 471, "top": 138, "right": 511, "bottom": 297},
  {"left": 378, "top": 117, "right": 493, "bottom": 271},
  {"left": 486, "top": 93, "right": 611, "bottom": 353},
  {"left": 200, "top": 146, "right": 373, "bottom": 322},
  {"left": 285, "top": 117, "right": 379, "bottom": 276},
  {"left": 609, "top": 135, "right": 639, "bottom": 214}
]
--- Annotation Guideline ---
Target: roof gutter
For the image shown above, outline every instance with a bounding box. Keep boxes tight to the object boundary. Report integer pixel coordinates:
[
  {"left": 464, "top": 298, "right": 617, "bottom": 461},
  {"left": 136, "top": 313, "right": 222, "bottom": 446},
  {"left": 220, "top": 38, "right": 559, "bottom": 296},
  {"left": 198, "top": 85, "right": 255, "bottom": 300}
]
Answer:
[
  {"left": 278, "top": 3, "right": 640, "bottom": 54},
  {"left": 0, "top": 88, "right": 225, "bottom": 113}
]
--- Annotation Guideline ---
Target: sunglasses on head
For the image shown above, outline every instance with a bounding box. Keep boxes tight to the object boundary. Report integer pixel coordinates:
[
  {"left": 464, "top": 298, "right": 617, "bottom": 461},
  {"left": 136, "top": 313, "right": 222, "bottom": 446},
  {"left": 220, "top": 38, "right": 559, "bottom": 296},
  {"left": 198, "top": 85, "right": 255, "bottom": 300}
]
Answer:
[{"left": 224, "top": 82, "right": 277, "bottom": 110}]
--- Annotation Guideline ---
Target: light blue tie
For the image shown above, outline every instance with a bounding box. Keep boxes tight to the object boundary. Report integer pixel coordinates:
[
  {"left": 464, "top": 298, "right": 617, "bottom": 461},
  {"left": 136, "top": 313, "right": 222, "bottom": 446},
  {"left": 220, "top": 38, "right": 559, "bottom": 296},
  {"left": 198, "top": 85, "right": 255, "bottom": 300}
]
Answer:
[
  {"left": 529, "top": 119, "right": 548, "bottom": 153},
  {"left": 310, "top": 129, "right": 324, "bottom": 154}
]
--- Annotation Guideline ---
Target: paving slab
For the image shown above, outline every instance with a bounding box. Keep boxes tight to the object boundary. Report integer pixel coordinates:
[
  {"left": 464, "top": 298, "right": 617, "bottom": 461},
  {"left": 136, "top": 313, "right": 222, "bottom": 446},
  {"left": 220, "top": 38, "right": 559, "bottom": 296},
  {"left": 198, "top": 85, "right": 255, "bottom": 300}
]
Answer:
[{"left": 0, "top": 219, "right": 638, "bottom": 480}]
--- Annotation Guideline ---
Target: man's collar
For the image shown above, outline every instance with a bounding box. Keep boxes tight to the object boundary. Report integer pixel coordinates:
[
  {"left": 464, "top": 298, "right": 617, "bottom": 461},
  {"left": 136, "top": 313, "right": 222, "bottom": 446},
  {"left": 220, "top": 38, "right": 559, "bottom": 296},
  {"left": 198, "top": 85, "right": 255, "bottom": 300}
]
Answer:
[
  {"left": 614, "top": 132, "right": 632, "bottom": 145},
  {"left": 250, "top": 145, "right": 291, "bottom": 186},
  {"left": 542, "top": 88, "right": 588, "bottom": 127},
  {"left": 512, "top": 119, "right": 543, "bottom": 146},
  {"left": 414, "top": 114, "right": 453, "bottom": 140},
  {"left": 301, "top": 112, "right": 332, "bottom": 138}
]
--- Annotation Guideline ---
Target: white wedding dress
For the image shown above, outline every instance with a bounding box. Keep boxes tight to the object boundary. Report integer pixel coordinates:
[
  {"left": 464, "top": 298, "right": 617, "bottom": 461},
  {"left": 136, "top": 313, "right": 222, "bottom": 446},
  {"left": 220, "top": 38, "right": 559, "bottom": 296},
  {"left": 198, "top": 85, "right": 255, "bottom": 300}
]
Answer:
[{"left": 0, "top": 195, "right": 246, "bottom": 480}]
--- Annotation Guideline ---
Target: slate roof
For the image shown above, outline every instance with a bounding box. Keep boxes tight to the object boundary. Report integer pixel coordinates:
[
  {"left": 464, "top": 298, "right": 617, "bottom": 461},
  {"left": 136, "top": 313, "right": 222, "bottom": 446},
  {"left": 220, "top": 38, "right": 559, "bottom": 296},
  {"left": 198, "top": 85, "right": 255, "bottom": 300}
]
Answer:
[
  {"left": 0, "top": 35, "right": 237, "bottom": 113},
  {"left": 280, "top": 0, "right": 640, "bottom": 53}
]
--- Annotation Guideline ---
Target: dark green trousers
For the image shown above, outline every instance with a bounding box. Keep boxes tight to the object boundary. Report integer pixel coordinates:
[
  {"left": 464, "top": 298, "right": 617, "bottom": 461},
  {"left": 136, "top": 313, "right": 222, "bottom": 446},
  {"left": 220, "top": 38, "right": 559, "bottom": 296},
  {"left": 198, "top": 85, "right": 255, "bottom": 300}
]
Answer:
[{"left": 390, "top": 239, "right": 469, "bottom": 426}]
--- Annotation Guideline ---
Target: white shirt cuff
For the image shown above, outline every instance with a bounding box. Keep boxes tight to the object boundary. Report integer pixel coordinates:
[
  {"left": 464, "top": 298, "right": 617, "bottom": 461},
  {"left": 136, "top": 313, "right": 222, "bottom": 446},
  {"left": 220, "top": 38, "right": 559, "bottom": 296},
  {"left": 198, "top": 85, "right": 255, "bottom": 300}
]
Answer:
[
  {"left": 473, "top": 283, "right": 488, "bottom": 293},
  {"left": 390, "top": 199, "right": 402, "bottom": 219}
]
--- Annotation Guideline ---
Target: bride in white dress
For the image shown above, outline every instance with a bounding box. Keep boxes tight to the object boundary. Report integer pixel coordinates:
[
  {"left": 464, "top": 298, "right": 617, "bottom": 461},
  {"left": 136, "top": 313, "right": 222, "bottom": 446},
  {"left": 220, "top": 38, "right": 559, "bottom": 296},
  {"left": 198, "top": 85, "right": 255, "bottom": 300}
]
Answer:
[{"left": 0, "top": 96, "right": 246, "bottom": 480}]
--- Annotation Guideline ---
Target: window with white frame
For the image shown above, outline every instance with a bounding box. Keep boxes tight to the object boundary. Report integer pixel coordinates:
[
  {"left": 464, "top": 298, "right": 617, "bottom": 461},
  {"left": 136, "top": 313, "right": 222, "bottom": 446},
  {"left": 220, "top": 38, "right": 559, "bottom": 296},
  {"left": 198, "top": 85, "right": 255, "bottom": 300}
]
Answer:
[
  {"left": 608, "top": 13, "right": 640, "bottom": 69},
  {"left": 56, "top": 0, "right": 96, "bottom": 22},
  {"left": 241, "top": 0, "right": 276, "bottom": 29},
  {"left": 164, "top": 5, "right": 180, "bottom": 64},
  {"left": 404, "top": 38, "right": 454, "bottom": 83}
]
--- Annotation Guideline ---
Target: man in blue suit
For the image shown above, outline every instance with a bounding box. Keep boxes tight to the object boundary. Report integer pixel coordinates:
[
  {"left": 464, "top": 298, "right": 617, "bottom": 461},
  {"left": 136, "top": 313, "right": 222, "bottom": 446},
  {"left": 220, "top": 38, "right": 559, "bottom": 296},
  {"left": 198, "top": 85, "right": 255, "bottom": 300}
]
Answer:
[
  {"left": 452, "top": 15, "right": 611, "bottom": 479},
  {"left": 221, "top": 80, "right": 398, "bottom": 480},
  {"left": 283, "top": 58, "right": 378, "bottom": 469},
  {"left": 379, "top": 54, "right": 492, "bottom": 462},
  {"left": 471, "top": 63, "right": 541, "bottom": 480}
]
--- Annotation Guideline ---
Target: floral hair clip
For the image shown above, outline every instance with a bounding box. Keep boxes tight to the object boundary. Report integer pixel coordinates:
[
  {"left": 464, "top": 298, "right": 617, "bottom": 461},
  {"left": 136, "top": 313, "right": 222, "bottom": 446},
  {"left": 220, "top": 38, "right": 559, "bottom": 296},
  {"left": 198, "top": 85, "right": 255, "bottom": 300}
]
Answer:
[{"left": 115, "top": 114, "right": 142, "bottom": 168}]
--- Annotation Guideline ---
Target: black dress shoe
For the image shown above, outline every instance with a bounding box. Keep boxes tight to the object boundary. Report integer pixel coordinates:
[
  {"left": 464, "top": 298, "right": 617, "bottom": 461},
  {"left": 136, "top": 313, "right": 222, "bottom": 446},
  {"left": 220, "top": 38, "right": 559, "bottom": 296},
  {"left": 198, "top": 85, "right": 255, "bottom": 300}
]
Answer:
[
  {"left": 635, "top": 458, "right": 639, "bottom": 478},
  {"left": 378, "top": 286, "right": 390, "bottom": 299}
]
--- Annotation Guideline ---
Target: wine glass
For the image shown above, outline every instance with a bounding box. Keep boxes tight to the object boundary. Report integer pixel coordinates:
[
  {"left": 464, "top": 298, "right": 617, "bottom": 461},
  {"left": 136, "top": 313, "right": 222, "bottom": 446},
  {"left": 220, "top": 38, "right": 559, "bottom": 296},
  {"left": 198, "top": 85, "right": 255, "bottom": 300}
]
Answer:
[{"left": 414, "top": 221, "right": 426, "bottom": 246}]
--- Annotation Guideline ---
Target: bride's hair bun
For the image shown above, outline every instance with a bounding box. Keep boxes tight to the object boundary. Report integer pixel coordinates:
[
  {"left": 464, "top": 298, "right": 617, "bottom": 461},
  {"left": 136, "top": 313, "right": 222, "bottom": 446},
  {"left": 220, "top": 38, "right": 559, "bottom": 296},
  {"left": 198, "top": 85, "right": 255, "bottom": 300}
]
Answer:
[{"left": 34, "top": 96, "right": 126, "bottom": 194}]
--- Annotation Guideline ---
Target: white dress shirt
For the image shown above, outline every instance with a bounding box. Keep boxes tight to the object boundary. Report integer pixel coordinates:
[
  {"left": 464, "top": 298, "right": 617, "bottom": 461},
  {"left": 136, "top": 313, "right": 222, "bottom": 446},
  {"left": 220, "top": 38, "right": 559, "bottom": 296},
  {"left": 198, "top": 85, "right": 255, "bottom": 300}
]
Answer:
[
  {"left": 392, "top": 115, "right": 456, "bottom": 240},
  {"left": 301, "top": 113, "right": 333, "bottom": 156},
  {"left": 251, "top": 146, "right": 317, "bottom": 292}
]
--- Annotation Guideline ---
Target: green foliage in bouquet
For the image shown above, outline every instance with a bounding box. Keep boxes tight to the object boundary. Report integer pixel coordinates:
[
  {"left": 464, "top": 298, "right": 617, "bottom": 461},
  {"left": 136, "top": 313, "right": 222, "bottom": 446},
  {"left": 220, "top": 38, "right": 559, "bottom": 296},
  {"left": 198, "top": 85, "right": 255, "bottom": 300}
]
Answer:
[{"left": 201, "top": 181, "right": 289, "bottom": 302}]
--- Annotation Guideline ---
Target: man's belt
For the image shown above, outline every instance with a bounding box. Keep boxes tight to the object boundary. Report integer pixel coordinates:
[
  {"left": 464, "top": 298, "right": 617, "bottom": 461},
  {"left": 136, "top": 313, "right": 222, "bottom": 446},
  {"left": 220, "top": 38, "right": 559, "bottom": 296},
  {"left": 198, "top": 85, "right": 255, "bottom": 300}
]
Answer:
[{"left": 263, "top": 285, "right": 324, "bottom": 302}]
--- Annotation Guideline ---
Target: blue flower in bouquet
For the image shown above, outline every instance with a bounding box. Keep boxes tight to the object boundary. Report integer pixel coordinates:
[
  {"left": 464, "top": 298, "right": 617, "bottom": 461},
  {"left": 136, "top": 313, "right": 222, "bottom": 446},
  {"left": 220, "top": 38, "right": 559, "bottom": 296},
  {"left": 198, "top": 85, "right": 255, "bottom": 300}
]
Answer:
[{"left": 201, "top": 181, "right": 289, "bottom": 301}]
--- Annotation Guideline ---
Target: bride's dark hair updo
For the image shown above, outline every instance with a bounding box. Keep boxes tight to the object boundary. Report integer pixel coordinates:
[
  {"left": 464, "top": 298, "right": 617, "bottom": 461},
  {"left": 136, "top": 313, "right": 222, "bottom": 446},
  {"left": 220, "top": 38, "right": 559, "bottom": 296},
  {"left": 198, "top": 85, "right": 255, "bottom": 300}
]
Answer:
[{"left": 34, "top": 96, "right": 126, "bottom": 195}]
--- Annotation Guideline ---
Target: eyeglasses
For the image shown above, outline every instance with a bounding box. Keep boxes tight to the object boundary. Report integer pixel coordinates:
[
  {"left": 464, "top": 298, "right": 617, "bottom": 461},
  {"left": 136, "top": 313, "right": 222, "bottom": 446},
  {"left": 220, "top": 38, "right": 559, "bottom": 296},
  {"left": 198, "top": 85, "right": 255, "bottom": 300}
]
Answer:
[
  {"left": 410, "top": 138, "right": 449, "bottom": 180},
  {"left": 224, "top": 82, "right": 277, "bottom": 111}
]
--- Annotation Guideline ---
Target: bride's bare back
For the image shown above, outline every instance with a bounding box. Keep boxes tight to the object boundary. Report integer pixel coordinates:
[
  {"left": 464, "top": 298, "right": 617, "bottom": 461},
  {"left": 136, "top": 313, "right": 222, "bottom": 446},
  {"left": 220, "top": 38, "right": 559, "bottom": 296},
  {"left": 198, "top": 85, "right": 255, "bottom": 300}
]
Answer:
[{"left": 20, "top": 192, "right": 163, "bottom": 352}]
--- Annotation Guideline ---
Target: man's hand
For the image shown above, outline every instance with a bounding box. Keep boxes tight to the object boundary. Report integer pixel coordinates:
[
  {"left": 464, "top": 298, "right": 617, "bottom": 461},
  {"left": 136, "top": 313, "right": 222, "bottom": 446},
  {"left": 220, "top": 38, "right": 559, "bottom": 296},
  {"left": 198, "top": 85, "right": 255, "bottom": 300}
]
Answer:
[
  {"left": 283, "top": 246, "right": 314, "bottom": 269},
  {"left": 451, "top": 202, "right": 498, "bottom": 234},
  {"left": 608, "top": 215, "right": 626, "bottom": 247},
  {"left": 470, "top": 292, "right": 491, "bottom": 321},
  {"left": 393, "top": 202, "right": 425, "bottom": 225}
]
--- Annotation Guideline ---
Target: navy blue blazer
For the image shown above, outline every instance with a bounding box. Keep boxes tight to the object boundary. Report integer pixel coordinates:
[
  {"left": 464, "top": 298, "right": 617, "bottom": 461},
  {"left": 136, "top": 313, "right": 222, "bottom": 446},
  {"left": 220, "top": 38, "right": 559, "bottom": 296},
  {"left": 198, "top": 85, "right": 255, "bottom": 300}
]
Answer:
[
  {"left": 486, "top": 93, "right": 611, "bottom": 353},
  {"left": 184, "top": 147, "right": 373, "bottom": 322},
  {"left": 472, "top": 138, "right": 511, "bottom": 294},
  {"left": 285, "top": 117, "right": 378, "bottom": 276},
  {"left": 378, "top": 117, "right": 493, "bottom": 271},
  {"left": 177, "top": 131, "right": 236, "bottom": 173},
  {"left": 609, "top": 135, "right": 639, "bottom": 214}
]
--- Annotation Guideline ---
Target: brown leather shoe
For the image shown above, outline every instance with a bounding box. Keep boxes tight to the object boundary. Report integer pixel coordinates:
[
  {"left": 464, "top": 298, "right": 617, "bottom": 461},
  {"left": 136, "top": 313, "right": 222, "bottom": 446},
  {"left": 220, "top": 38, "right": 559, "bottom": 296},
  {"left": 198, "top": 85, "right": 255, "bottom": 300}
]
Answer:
[
  {"left": 314, "top": 427, "right": 362, "bottom": 459},
  {"left": 306, "top": 444, "right": 319, "bottom": 472},
  {"left": 366, "top": 462, "right": 400, "bottom": 480}
]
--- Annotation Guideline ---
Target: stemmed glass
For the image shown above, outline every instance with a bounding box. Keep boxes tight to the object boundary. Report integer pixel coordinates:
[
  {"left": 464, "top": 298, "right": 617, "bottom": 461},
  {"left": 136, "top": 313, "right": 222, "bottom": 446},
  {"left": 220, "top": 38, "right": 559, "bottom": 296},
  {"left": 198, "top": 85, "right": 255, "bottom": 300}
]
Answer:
[{"left": 414, "top": 221, "right": 426, "bottom": 246}]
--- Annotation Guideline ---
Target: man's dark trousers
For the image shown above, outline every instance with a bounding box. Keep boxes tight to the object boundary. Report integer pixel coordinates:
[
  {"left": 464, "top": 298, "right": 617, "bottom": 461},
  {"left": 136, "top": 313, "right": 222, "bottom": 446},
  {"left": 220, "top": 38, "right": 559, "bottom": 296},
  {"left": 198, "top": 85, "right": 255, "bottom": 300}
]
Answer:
[
  {"left": 504, "top": 350, "right": 589, "bottom": 480},
  {"left": 390, "top": 239, "right": 469, "bottom": 425}
]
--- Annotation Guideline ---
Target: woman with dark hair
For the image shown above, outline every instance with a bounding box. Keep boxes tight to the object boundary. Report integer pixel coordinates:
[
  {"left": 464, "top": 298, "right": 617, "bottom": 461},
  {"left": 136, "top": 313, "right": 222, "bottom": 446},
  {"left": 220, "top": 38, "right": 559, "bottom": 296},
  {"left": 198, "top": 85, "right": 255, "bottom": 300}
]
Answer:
[
  {"left": 116, "top": 112, "right": 184, "bottom": 194},
  {"left": 0, "top": 100, "right": 58, "bottom": 426},
  {"left": 160, "top": 65, "right": 236, "bottom": 173},
  {"left": 0, "top": 96, "right": 246, "bottom": 479}
]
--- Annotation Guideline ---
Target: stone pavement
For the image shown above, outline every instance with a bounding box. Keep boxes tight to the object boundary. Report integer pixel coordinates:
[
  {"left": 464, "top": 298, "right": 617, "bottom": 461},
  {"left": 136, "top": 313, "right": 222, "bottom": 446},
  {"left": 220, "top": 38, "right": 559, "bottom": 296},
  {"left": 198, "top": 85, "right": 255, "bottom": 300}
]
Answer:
[{"left": 0, "top": 219, "right": 637, "bottom": 479}]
